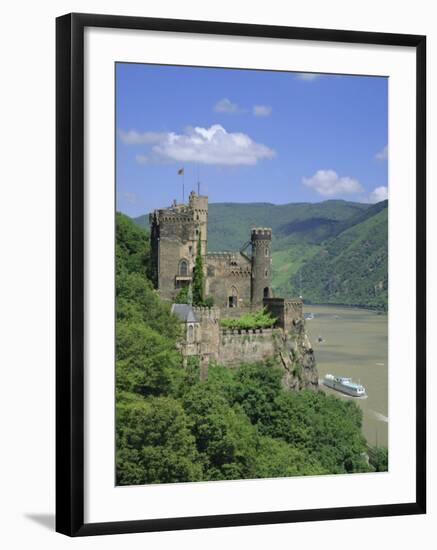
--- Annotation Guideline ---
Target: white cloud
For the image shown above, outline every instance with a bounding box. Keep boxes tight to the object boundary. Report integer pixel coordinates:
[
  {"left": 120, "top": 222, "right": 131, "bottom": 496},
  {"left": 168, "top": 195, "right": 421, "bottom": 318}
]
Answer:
[
  {"left": 253, "top": 105, "right": 272, "bottom": 117},
  {"left": 213, "top": 98, "right": 243, "bottom": 114},
  {"left": 368, "top": 186, "right": 388, "bottom": 203},
  {"left": 123, "top": 124, "right": 276, "bottom": 166},
  {"left": 303, "top": 169, "right": 363, "bottom": 196},
  {"left": 149, "top": 124, "right": 275, "bottom": 166},
  {"left": 295, "top": 73, "right": 320, "bottom": 81},
  {"left": 118, "top": 129, "right": 166, "bottom": 145},
  {"left": 375, "top": 145, "right": 388, "bottom": 161}
]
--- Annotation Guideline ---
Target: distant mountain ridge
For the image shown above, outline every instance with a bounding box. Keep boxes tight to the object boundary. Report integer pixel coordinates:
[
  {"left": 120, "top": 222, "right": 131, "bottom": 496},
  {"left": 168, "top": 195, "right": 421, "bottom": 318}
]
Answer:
[
  {"left": 132, "top": 199, "right": 388, "bottom": 310},
  {"left": 292, "top": 203, "right": 388, "bottom": 309},
  {"left": 133, "top": 200, "right": 370, "bottom": 249}
]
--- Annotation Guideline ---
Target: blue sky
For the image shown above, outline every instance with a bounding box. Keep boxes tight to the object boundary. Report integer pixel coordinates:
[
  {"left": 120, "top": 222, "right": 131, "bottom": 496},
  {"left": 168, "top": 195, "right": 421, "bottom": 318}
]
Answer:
[{"left": 116, "top": 63, "right": 388, "bottom": 217}]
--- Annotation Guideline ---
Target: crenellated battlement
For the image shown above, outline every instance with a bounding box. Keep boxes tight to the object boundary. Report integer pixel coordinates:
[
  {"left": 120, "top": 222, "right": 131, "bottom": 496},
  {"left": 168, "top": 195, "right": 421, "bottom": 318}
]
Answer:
[
  {"left": 193, "top": 306, "right": 221, "bottom": 323},
  {"left": 221, "top": 327, "right": 277, "bottom": 335},
  {"left": 206, "top": 252, "right": 234, "bottom": 259},
  {"left": 251, "top": 227, "right": 272, "bottom": 240}
]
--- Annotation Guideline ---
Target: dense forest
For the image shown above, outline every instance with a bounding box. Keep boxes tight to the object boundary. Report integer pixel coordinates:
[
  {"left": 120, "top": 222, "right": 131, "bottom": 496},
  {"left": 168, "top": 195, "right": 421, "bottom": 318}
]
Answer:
[
  {"left": 134, "top": 199, "right": 388, "bottom": 310},
  {"left": 116, "top": 213, "right": 387, "bottom": 485}
]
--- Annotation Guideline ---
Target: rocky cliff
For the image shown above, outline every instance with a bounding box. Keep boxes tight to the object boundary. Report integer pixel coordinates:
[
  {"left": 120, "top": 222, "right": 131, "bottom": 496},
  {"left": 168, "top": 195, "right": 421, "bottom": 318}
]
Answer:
[{"left": 276, "top": 319, "right": 319, "bottom": 391}]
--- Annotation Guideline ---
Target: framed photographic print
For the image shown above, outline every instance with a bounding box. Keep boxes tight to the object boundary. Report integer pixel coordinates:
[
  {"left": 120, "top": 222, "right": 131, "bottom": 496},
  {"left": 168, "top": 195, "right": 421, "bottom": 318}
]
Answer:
[{"left": 56, "top": 13, "right": 426, "bottom": 536}]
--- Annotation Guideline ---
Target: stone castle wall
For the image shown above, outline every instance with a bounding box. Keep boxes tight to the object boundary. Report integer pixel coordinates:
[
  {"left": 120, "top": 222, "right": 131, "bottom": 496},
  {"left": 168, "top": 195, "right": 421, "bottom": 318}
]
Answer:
[
  {"left": 217, "top": 328, "right": 282, "bottom": 366},
  {"left": 205, "top": 252, "right": 251, "bottom": 308},
  {"left": 182, "top": 303, "right": 318, "bottom": 391},
  {"left": 193, "top": 306, "right": 221, "bottom": 360}
]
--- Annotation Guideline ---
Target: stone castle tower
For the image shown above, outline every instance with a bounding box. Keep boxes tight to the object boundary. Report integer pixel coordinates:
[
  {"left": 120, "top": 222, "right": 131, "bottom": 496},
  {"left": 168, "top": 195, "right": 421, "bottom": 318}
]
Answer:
[
  {"left": 150, "top": 191, "right": 208, "bottom": 301},
  {"left": 150, "top": 192, "right": 272, "bottom": 308},
  {"left": 251, "top": 228, "right": 272, "bottom": 307}
]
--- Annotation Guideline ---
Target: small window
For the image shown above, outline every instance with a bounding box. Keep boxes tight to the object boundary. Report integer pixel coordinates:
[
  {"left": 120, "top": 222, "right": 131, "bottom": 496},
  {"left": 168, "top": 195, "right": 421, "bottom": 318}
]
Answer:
[
  {"left": 187, "top": 324, "right": 194, "bottom": 342},
  {"left": 265, "top": 269, "right": 269, "bottom": 278},
  {"left": 179, "top": 259, "right": 188, "bottom": 277},
  {"left": 265, "top": 248, "right": 269, "bottom": 257},
  {"left": 189, "top": 246, "right": 193, "bottom": 255}
]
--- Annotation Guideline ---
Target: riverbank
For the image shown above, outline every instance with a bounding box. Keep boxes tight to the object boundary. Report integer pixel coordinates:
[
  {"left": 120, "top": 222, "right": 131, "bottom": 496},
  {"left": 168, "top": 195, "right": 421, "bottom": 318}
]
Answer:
[{"left": 303, "top": 301, "right": 388, "bottom": 313}]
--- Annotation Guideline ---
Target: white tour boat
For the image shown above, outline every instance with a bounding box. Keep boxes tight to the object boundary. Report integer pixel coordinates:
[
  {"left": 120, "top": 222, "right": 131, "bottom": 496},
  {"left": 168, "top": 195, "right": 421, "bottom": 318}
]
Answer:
[{"left": 322, "top": 374, "right": 367, "bottom": 397}]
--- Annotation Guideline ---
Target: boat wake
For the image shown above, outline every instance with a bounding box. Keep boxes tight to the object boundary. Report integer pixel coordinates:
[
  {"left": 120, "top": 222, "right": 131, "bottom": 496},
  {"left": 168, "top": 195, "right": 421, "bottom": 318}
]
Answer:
[{"left": 370, "top": 410, "right": 389, "bottom": 423}]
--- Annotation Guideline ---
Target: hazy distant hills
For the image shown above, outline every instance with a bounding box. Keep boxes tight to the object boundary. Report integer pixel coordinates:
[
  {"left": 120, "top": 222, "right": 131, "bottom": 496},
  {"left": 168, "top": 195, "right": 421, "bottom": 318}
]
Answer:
[
  {"left": 206, "top": 200, "right": 369, "bottom": 251},
  {"left": 132, "top": 199, "right": 388, "bottom": 310}
]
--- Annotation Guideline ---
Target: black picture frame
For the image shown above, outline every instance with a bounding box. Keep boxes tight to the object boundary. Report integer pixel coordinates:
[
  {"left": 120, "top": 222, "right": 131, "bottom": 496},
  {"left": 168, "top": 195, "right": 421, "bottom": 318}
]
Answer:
[{"left": 56, "top": 12, "right": 426, "bottom": 537}]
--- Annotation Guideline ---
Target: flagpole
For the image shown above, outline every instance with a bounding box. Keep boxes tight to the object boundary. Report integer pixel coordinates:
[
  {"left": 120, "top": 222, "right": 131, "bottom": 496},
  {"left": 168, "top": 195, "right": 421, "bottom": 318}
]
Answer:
[{"left": 177, "top": 167, "right": 185, "bottom": 203}]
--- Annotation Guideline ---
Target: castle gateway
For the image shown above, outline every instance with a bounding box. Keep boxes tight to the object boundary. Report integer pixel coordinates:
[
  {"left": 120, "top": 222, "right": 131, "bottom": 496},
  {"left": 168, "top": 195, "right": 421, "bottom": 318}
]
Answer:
[{"left": 150, "top": 191, "right": 272, "bottom": 308}]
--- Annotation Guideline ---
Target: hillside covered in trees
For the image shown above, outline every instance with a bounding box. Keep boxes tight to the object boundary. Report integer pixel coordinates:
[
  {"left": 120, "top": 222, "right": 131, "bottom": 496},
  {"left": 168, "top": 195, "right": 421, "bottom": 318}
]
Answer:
[{"left": 116, "top": 213, "right": 386, "bottom": 486}]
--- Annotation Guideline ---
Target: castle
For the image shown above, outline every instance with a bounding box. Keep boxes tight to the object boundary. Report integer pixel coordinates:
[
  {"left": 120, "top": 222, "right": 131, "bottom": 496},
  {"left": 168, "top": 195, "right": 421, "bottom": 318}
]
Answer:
[
  {"left": 150, "top": 191, "right": 272, "bottom": 308},
  {"left": 149, "top": 191, "right": 318, "bottom": 389}
]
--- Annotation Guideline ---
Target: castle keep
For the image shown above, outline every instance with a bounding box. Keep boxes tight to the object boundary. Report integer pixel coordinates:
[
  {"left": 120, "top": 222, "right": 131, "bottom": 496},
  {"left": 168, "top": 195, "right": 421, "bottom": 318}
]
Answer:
[{"left": 150, "top": 191, "right": 272, "bottom": 308}]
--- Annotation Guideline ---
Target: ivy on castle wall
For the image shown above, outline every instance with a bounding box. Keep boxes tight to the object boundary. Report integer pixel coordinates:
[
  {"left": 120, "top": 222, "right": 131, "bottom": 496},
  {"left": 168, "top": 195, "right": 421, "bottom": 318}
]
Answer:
[{"left": 192, "top": 232, "right": 204, "bottom": 306}]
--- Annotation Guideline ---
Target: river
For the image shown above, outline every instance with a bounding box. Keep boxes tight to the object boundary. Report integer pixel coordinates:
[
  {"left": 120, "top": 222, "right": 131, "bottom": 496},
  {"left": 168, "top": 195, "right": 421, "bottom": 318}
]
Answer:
[{"left": 304, "top": 304, "right": 388, "bottom": 447}]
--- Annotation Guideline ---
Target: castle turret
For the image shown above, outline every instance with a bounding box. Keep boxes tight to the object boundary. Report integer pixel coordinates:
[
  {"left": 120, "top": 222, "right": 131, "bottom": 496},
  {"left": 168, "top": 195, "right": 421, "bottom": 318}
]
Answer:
[{"left": 251, "top": 228, "right": 272, "bottom": 307}]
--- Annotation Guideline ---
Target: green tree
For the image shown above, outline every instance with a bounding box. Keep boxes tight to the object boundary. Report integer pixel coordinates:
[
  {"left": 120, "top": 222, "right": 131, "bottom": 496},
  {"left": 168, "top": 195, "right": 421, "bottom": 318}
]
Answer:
[
  {"left": 254, "top": 436, "right": 326, "bottom": 478},
  {"left": 192, "top": 232, "right": 204, "bottom": 306},
  {"left": 220, "top": 309, "right": 277, "bottom": 330},
  {"left": 264, "top": 390, "right": 370, "bottom": 474},
  {"left": 116, "top": 320, "right": 184, "bottom": 397},
  {"left": 231, "top": 361, "right": 283, "bottom": 425},
  {"left": 116, "top": 394, "right": 203, "bottom": 485},
  {"left": 174, "top": 285, "right": 189, "bottom": 304},
  {"left": 182, "top": 384, "right": 260, "bottom": 480},
  {"left": 116, "top": 212, "right": 150, "bottom": 277},
  {"left": 368, "top": 446, "right": 388, "bottom": 472}
]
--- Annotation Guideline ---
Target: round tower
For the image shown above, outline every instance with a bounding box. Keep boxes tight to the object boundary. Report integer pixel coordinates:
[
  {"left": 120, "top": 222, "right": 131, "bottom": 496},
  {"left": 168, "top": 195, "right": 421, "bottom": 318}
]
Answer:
[
  {"left": 250, "top": 228, "right": 272, "bottom": 307},
  {"left": 189, "top": 191, "right": 208, "bottom": 256}
]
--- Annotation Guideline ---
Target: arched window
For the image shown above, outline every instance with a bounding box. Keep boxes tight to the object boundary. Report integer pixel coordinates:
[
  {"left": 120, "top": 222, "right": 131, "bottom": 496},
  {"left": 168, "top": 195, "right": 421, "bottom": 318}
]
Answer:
[
  {"left": 187, "top": 324, "right": 194, "bottom": 342},
  {"left": 228, "top": 286, "right": 238, "bottom": 308},
  {"left": 265, "top": 247, "right": 269, "bottom": 257},
  {"left": 263, "top": 287, "right": 270, "bottom": 298},
  {"left": 179, "top": 259, "right": 188, "bottom": 277},
  {"left": 265, "top": 268, "right": 269, "bottom": 278}
]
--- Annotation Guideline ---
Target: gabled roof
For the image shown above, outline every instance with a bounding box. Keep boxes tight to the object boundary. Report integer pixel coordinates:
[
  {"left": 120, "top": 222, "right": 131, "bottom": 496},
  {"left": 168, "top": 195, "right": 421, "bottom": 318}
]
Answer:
[{"left": 171, "top": 304, "right": 199, "bottom": 323}]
